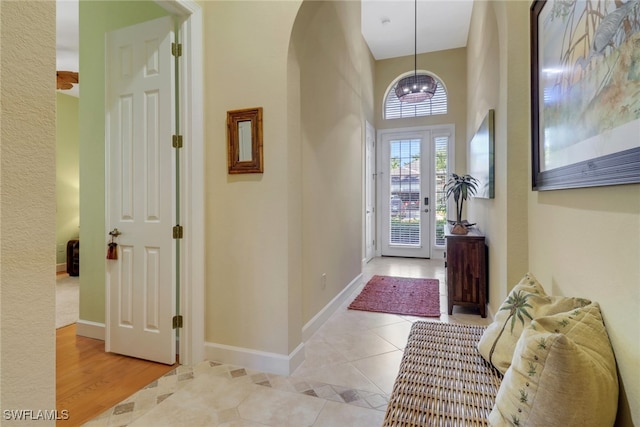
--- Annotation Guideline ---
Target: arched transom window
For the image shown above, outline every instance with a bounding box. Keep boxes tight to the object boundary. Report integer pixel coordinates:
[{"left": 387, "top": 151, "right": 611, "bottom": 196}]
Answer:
[{"left": 384, "top": 73, "right": 448, "bottom": 119}]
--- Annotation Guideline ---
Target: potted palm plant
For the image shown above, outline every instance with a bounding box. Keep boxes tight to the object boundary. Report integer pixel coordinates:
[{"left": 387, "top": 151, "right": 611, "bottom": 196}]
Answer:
[{"left": 444, "top": 173, "right": 479, "bottom": 235}]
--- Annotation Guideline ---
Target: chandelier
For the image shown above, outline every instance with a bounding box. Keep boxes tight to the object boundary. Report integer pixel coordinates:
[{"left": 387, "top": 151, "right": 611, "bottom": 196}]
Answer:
[{"left": 394, "top": 0, "right": 437, "bottom": 103}]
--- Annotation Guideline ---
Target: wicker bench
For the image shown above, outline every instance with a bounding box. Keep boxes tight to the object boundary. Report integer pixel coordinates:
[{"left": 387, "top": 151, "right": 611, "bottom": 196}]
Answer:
[{"left": 383, "top": 321, "right": 503, "bottom": 427}]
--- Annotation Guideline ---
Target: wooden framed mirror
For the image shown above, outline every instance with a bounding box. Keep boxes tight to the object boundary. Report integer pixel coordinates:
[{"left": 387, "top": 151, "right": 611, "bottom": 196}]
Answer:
[{"left": 227, "top": 107, "right": 263, "bottom": 174}]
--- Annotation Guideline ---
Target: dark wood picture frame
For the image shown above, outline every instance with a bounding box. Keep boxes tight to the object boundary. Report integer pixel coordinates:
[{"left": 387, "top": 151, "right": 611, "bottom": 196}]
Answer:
[
  {"left": 530, "top": 0, "right": 640, "bottom": 191},
  {"left": 227, "top": 107, "right": 263, "bottom": 174}
]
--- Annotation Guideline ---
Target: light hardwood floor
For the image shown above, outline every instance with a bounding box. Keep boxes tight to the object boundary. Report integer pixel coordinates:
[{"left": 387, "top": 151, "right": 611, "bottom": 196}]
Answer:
[{"left": 56, "top": 324, "right": 176, "bottom": 426}]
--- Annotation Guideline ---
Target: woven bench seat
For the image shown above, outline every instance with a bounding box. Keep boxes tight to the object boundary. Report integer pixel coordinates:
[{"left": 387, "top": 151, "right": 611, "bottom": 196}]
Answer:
[{"left": 383, "top": 321, "right": 503, "bottom": 427}]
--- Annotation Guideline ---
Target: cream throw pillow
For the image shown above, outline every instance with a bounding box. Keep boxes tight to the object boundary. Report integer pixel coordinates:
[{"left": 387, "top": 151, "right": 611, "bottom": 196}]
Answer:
[
  {"left": 477, "top": 273, "right": 590, "bottom": 373},
  {"left": 488, "top": 302, "right": 618, "bottom": 426}
]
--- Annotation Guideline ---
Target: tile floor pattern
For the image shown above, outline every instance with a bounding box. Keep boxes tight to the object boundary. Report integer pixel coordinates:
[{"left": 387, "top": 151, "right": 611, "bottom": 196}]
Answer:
[{"left": 83, "top": 257, "right": 492, "bottom": 427}]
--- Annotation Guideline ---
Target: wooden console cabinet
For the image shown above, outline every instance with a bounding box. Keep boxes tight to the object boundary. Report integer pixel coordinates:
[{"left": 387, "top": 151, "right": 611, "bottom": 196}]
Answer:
[{"left": 445, "top": 226, "right": 487, "bottom": 317}]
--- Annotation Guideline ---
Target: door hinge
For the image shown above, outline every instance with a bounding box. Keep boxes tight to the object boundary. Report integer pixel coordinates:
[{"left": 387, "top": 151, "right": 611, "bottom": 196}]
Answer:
[
  {"left": 172, "top": 135, "right": 183, "bottom": 148},
  {"left": 171, "top": 42, "right": 182, "bottom": 57},
  {"left": 172, "top": 315, "right": 183, "bottom": 329},
  {"left": 173, "top": 225, "right": 183, "bottom": 239}
]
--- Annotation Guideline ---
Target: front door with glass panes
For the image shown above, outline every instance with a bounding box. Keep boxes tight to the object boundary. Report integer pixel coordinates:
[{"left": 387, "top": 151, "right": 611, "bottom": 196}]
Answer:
[
  {"left": 380, "top": 130, "right": 432, "bottom": 258},
  {"left": 379, "top": 127, "right": 451, "bottom": 259}
]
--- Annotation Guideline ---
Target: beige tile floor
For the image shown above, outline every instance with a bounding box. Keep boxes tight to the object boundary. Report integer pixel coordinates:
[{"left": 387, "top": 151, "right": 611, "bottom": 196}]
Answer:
[{"left": 83, "top": 257, "right": 491, "bottom": 427}]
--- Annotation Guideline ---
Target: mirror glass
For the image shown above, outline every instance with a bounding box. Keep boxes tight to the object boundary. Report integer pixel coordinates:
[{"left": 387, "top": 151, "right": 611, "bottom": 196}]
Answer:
[{"left": 238, "top": 120, "right": 252, "bottom": 162}]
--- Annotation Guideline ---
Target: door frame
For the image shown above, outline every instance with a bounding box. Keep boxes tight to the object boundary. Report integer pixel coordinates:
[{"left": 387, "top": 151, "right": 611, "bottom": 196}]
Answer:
[
  {"left": 107, "top": 0, "right": 204, "bottom": 365},
  {"left": 376, "top": 125, "right": 455, "bottom": 260},
  {"left": 157, "top": 0, "right": 204, "bottom": 366},
  {"left": 363, "top": 120, "right": 376, "bottom": 265}
]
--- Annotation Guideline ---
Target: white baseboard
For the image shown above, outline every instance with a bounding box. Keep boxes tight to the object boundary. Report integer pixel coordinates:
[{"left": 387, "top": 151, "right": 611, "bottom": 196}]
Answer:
[
  {"left": 204, "top": 341, "right": 305, "bottom": 376},
  {"left": 56, "top": 263, "right": 67, "bottom": 273},
  {"left": 302, "top": 273, "right": 363, "bottom": 342},
  {"left": 76, "top": 320, "right": 105, "bottom": 340},
  {"left": 204, "top": 273, "right": 362, "bottom": 375}
]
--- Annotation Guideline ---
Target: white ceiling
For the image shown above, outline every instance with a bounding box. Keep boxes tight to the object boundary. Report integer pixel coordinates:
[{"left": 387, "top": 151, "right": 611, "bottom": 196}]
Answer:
[
  {"left": 362, "top": 0, "right": 474, "bottom": 60},
  {"left": 55, "top": 0, "right": 473, "bottom": 97},
  {"left": 56, "top": 0, "right": 79, "bottom": 97}
]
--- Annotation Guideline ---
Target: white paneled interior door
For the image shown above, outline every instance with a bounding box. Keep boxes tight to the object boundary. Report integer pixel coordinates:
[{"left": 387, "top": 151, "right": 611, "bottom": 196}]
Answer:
[{"left": 105, "top": 16, "right": 176, "bottom": 365}]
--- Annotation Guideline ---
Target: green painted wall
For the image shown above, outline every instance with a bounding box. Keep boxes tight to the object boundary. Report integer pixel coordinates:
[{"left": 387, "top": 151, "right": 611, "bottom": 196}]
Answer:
[
  {"left": 79, "top": 1, "right": 169, "bottom": 323},
  {"left": 56, "top": 93, "right": 80, "bottom": 266}
]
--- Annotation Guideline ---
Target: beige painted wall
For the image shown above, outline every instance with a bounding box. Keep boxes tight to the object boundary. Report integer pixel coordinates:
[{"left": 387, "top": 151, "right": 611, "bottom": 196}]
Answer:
[
  {"left": 466, "top": 1, "right": 503, "bottom": 307},
  {"left": 204, "top": 1, "right": 302, "bottom": 355},
  {"left": 529, "top": 186, "right": 639, "bottom": 426},
  {"left": 204, "top": 0, "right": 373, "bottom": 356},
  {"left": 467, "top": 2, "right": 639, "bottom": 425},
  {"left": 374, "top": 48, "right": 467, "bottom": 171},
  {"left": 294, "top": 1, "right": 374, "bottom": 325},
  {"left": 56, "top": 93, "right": 80, "bottom": 266},
  {"left": 0, "top": 1, "right": 56, "bottom": 422},
  {"left": 466, "top": 0, "right": 530, "bottom": 313}
]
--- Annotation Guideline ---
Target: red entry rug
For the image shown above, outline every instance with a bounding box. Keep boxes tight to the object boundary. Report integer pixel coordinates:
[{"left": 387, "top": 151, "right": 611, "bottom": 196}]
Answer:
[{"left": 348, "top": 275, "right": 440, "bottom": 317}]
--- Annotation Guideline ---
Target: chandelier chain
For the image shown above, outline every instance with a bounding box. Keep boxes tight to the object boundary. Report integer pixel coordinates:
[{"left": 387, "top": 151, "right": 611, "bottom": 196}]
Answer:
[{"left": 414, "top": 0, "right": 417, "bottom": 78}]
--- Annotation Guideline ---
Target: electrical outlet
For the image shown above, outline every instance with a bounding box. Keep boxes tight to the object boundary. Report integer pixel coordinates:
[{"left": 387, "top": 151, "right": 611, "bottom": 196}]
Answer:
[{"left": 321, "top": 273, "right": 327, "bottom": 290}]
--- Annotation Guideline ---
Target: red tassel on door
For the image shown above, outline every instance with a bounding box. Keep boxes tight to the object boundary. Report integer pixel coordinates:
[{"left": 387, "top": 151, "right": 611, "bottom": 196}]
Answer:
[{"left": 106, "top": 242, "right": 118, "bottom": 260}]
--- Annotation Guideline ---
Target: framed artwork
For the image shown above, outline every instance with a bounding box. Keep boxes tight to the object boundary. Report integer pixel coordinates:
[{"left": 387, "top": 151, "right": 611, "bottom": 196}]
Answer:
[
  {"left": 227, "top": 107, "right": 263, "bottom": 174},
  {"left": 531, "top": 0, "right": 640, "bottom": 191},
  {"left": 469, "top": 109, "right": 495, "bottom": 199}
]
